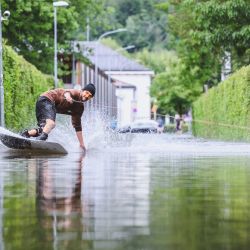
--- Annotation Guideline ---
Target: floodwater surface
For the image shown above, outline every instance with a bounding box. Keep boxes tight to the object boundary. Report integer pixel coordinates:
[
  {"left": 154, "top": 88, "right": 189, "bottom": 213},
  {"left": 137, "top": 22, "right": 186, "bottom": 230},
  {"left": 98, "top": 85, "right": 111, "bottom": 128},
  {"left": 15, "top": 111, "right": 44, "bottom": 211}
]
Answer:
[{"left": 1, "top": 127, "right": 250, "bottom": 250}]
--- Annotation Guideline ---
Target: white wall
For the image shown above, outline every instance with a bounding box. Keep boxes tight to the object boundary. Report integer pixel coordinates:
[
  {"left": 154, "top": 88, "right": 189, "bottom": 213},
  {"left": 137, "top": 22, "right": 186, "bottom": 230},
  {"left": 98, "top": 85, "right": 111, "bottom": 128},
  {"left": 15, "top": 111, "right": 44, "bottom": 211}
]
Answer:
[
  {"left": 108, "top": 72, "right": 153, "bottom": 126},
  {"left": 116, "top": 88, "right": 134, "bottom": 127}
]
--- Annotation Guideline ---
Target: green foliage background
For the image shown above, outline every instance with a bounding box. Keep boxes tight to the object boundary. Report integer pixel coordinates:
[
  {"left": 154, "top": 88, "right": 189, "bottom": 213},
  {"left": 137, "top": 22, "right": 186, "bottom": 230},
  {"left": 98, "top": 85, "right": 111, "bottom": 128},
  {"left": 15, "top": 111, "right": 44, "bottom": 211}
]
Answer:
[
  {"left": 2, "top": 0, "right": 102, "bottom": 74},
  {"left": 192, "top": 65, "right": 250, "bottom": 141},
  {"left": 2, "top": 0, "right": 250, "bottom": 122},
  {"left": 100, "top": 0, "right": 168, "bottom": 51},
  {"left": 146, "top": 0, "right": 250, "bottom": 115},
  {"left": 3, "top": 45, "right": 53, "bottom": 131}
]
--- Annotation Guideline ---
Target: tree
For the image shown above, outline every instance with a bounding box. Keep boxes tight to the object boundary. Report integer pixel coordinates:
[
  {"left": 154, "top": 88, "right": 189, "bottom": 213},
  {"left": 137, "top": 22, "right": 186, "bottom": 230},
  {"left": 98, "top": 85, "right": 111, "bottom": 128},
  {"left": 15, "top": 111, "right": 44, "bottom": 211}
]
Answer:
[
  {"left": 166, "top": 0, "right": 250, "bottom": 84},
  {"left": 193, "top": 0, "right": 250, "bottom": 69},
  {"left": 133, "top": 48, "right": 200, "bottom": 114},
  {"left": 115, "top": 0, "right": 143, "bottom": 26},
  {"left": 2, "top": 0, "right": 101, "bottom": 74},
  {"left": 150, "top": 60, "right": 202, "bottom": 115},
  {"left": 99, "top": 0, "right": 168, "bottom": 51},
  {"left": 134, "top": 48, "right": 177, "bottom": 74}
]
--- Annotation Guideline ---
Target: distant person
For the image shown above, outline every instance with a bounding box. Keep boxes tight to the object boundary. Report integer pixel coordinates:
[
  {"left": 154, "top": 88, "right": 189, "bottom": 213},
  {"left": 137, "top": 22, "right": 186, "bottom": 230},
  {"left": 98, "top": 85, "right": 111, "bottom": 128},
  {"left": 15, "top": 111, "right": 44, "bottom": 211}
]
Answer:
[
  {"left": 156, "top": 117, "right": 164, "bottom": 133},
  {"left": 110, "top": 117, "right": 117, "bottom": 130},
  {"left": 20, "top": 83, "right": 96, "bottom": 151},
  {"left": 174, "top": 113, "right": 181, "bottom": 131},
  {"left": 183, "top": 111, "right": 192, "bottom": 132}
]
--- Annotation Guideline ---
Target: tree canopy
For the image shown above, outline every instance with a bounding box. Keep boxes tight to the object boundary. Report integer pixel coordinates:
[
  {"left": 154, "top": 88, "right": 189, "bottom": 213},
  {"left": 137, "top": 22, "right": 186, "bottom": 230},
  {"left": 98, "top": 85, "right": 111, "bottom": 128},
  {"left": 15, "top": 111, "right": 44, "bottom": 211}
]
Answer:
[
  {"left": 3, "top": 0, "right": 250, "bottom": 115},
  {"left": 148, "top": 0, "right": 250, "bottom": 114},
  {"left": 94, "top": 0, "right": 168, "bottom": 51},
  {"left": 2, "top": 0, "right": 101, "bottom": 74}
]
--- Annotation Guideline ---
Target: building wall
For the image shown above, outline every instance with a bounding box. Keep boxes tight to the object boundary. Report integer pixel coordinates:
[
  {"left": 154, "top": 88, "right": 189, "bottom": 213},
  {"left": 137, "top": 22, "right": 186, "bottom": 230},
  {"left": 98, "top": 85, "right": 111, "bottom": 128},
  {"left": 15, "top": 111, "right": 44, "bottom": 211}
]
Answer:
[
  {"left": 72, "top": 61, "right": 153, "bottom": 124},
  {"left": 73, "top": 62, "right": 117, "bottom": 118},
  {"left": 110, "top": 73, "right": 152, "bottom": 126},
  {"left": 116, "top": 88, "right": 135, "bottom": 127}
]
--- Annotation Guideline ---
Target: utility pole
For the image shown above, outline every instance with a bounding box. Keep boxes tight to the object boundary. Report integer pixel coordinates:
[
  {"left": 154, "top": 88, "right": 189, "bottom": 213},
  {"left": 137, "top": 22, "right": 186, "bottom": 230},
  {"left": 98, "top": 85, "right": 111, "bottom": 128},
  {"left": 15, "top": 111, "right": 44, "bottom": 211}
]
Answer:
[
  {"left": 0, "top": 4, "right": 10, "bottom": 127},
  {"left": 54, "top": 6, "right": 58, "bottom": 88},
  {"left": 53, "top": 1, "right": 69, "bottom": 89},
  {"left": 86, "top": 17, "right": 90, "bottom": 41}
]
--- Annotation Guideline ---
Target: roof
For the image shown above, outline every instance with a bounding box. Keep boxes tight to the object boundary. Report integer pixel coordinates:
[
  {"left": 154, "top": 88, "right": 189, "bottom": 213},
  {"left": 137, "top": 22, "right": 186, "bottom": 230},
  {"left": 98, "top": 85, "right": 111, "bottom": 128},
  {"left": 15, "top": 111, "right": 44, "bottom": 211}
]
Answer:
[
  {"left": 73, "top": 41, "right": 152, "bottom": 72},
  {"left": 113, "top": 79, "right": 136, "bottom": 89}
]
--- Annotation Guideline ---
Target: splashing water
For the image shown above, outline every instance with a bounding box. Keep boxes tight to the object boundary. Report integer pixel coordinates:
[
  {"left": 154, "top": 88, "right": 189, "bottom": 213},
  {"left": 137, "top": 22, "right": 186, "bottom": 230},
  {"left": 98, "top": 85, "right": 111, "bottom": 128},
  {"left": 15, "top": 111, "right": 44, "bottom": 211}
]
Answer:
[
  {"left": 53, "top": 112, "right": 250, "bottom": 157},
  {"left": 1, "top": 110, "right": 250, "bottom": 157},
  {"left": 0, "top": 127, "right": 18, "bottom": 137},
  {"left": 41, "top": 110, "right": 127, "bottom": 152}
]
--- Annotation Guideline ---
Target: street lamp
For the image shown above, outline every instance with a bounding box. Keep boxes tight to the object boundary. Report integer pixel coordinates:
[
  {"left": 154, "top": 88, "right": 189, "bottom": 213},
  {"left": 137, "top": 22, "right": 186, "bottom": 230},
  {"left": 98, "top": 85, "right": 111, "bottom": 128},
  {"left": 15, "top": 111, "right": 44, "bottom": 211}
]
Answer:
[
  {"left": 53, "top": 1, "right": 69, "bottom": 89},
  {"left": 115, "top": 45, "right": 135, "bottom": 52},
  {"left": 108, "top": 44, "right": 135, "bottom": 81},
  {"left": 94, "top": 28, "right": 127, "bottom": 108},
  {"left": 0, "top": 4, "right": 10, "bottom": 127},
  {"left": 107, "top": 45, "right": 135, "bottom": 84},
  {"left": 97, "top": 28, "right": 127, "bottom": 42}
]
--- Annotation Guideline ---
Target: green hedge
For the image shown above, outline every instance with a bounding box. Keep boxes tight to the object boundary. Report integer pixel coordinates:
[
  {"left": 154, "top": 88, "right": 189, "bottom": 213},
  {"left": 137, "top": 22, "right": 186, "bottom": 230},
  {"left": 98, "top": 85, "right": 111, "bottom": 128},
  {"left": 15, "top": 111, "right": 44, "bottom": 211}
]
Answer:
[
  {"left": 192, "top": 65, "right": 250, "bottom": 141},
  {"left": 3, "top": 45, "right": 53, "bottom": 130},
  {"left": 164, "top": 123, "right": 189, "bottom": 133}
]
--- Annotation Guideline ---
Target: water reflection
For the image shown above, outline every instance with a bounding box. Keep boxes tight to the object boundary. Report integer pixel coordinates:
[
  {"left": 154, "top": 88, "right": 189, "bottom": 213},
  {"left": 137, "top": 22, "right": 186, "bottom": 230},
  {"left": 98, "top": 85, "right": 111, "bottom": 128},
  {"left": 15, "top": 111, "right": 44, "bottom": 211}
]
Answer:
[
  {"left": 82, "top": 152, "right": 150, "bottom": 249},
  {"left": 0, "top": 169, "right": 4, "bottom": 250},
  {"left": 2, "top": 140, "right": 250, "bottom": 249},
  {"left": 29, "top": 151, "right": 151, "bottom": 250},
  {"left": 36, "top": 153, "right": 84, "bottom": 250}
]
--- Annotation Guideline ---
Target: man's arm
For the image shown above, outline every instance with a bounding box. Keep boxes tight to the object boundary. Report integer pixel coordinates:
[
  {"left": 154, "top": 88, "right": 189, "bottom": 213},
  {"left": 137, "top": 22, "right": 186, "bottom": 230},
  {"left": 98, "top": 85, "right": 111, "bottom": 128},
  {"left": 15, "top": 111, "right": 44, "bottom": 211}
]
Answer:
[
  {"left": 76, "top": 131, "right": 86, "bottom": 151},
  {"left": 72, "top": 114, "right": 86, "bottom": 151},
  {"left": 64, "top": 91, "right": 73, "bottom": 103}
]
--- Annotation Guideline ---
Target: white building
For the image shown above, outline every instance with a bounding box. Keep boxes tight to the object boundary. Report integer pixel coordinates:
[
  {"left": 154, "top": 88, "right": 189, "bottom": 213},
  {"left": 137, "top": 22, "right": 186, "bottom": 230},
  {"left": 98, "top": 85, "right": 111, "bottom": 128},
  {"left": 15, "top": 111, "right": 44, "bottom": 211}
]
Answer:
[{"left": 74, "top": 42, "right": 154, "bottom": 127}]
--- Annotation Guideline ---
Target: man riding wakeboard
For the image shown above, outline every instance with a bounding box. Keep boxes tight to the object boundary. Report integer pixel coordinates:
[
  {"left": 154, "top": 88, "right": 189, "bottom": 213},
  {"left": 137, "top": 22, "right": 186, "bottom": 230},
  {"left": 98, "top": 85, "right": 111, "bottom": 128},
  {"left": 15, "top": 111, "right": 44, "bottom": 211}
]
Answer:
[{"left": 21, "top": 83, "right": 96, "bottom": 152}]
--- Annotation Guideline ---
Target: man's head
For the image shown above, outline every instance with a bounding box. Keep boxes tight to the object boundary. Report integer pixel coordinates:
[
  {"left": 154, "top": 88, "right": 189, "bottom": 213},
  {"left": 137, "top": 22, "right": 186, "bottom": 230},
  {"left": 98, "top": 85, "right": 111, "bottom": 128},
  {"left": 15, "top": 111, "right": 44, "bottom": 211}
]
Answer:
[{"left": 81, "top": 83, "right": 96, "bottom": 102}]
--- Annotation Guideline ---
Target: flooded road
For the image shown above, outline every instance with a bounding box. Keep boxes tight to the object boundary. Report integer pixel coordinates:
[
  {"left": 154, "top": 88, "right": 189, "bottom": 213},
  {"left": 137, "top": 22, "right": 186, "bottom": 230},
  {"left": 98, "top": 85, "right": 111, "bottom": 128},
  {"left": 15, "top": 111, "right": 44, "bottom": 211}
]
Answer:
[{"left": 1, "top": 131, "right": 250, "bottom": 250}]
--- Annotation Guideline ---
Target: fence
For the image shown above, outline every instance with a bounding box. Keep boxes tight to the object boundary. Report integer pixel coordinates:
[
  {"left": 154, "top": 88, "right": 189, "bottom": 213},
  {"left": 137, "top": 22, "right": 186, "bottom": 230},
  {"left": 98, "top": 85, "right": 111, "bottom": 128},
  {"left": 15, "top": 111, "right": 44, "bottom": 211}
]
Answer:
[{"left": 71, "top": 61, "right": 117, "bottom": 118}]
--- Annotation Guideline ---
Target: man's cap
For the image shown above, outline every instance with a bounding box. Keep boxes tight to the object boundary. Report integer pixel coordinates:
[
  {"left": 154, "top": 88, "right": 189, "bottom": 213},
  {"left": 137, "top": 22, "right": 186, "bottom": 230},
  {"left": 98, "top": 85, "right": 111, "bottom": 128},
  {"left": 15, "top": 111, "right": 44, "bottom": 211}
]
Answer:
[{"left": 82, "top": 83, "right": 95, "bottom": 97}]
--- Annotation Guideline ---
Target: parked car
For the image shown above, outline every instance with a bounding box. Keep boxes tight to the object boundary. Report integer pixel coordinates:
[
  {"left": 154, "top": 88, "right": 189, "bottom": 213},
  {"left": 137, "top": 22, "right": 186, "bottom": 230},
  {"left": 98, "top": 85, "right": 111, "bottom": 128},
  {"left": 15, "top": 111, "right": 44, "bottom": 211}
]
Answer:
[
  {"left": 130, "top": 120, "right": 158, "bottom": 133},
  {"left": 117, "top": 124, "right": 131, "bottom": 133},
  {"left": 118, "top": 120, "right": 159, "bottom": 133}
]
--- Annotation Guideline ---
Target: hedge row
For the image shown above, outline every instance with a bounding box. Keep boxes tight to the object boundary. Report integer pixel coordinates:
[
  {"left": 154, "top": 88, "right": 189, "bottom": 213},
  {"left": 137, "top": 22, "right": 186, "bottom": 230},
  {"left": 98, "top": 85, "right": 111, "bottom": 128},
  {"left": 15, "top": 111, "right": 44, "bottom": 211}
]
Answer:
[
  {"left": 3, "top": 45, "right": 53, "bottom": 131},
  {"left": 164, "top": 123, "right": 189, "bottom": 133},
  {"left": 192, "top": 65, "right": 250, "bottom": 141}
]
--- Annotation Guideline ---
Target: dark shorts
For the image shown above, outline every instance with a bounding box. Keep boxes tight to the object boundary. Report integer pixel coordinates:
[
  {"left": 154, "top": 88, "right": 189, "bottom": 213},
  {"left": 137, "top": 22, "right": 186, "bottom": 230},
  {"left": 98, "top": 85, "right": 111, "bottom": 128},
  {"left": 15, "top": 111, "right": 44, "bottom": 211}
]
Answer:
[{"left": 36, "top": 96, "right": 56, "bottom": 128}]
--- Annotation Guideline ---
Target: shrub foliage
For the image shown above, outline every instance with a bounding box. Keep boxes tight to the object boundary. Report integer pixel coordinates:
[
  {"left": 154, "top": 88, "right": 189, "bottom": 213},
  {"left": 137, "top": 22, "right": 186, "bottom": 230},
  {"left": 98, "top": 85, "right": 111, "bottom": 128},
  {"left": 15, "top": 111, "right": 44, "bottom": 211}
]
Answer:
[
  {"left": 3, "top": 45, "right": 53, "bottom": 131},
  {"left": 192, "top": 65, "right": 250, "bottom": 141}
]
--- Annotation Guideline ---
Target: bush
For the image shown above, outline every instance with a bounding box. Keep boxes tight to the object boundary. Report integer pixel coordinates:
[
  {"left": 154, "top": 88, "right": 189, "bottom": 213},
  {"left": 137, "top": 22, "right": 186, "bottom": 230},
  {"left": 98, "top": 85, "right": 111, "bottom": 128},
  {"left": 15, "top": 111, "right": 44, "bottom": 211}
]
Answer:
[
  {"left": 192, "top": 65, "right": 250, "bottom": 141},
  {"left": 3, "top": 45, "right": 54, "bottom": 131},
  {"left": 164, "top": 123, "right": 189, "bottom": 133}
]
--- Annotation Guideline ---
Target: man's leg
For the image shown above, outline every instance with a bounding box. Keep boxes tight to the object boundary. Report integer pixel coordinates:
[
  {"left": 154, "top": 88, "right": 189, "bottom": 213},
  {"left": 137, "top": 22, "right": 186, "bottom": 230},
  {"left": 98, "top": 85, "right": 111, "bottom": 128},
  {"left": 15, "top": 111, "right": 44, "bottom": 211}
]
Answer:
[
  {"left": 28, "top": 129, "right": 39, "bottom": 136},
  {"left": 20, "top": 128, "right": 41, "bottom": 138},
  {"left": 21, "top": 118, "right": 55, "bottom": 140},
  {"left": 42, "top": 119, "right": 56, "bottom": 134},
  {"left": 35, "top": 119, "right": 55, "bottom": 141},
  {"left": 34, "top": 96, "right": 56, "bottom": 141}
]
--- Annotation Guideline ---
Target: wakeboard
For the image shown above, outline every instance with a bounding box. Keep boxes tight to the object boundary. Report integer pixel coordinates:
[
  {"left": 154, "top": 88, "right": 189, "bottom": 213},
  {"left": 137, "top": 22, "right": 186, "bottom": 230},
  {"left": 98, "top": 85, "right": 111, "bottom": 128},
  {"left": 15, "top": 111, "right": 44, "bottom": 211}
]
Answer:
[{"left": 0, "top": 133, "right": 68, "bottom": 154}]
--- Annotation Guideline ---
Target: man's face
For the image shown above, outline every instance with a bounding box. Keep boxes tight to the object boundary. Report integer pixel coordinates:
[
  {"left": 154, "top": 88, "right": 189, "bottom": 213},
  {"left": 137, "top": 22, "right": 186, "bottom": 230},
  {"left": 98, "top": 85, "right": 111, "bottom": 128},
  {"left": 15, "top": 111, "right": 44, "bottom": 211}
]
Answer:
[{"left": 81, "top": 90, "right": 93, "bottom": 102}]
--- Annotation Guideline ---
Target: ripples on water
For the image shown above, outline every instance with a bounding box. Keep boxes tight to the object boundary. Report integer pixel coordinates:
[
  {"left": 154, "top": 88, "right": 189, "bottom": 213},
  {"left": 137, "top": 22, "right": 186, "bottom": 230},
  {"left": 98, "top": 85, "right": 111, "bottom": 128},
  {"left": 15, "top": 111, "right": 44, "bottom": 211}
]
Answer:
[{"left": 1, "top": 116, "right": 250, "bottom": 250}]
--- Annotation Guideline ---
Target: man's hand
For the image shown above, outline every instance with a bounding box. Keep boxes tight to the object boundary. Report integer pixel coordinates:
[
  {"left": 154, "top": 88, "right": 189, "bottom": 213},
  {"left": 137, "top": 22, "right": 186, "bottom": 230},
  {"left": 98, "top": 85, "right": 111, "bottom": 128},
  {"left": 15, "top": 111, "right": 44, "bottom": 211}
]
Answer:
[
  {"left": 76, "top": 131, "right": 86, "bottom": 154},
  {"left": 80, "top": 144, "right": 86, "bottom": 153},
  {"left": 64, "top": 92, "right": 73, "bottom": 104}
]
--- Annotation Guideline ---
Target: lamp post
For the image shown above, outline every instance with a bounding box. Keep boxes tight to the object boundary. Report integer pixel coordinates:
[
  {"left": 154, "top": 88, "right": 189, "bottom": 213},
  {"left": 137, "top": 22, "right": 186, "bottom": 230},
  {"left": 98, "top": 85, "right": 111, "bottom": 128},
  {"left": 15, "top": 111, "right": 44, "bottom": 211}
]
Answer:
[
  {"left": 97, "top": 28, "right": 127, "bottom": 42},
  {"left": 115, "top": 45, "right": 135, "bottom": 70},
  {"left": 53, "top": 1, "right": 69, "bottom": 89},
  {"left": 0, "top": 5, "right": 10, "bottom": 127},
  {"left": 115, "top": 45, "right": 135, "bottom": 52},
  {"left": 94, "top": 28, "right": 127, "bottom": 108}
]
